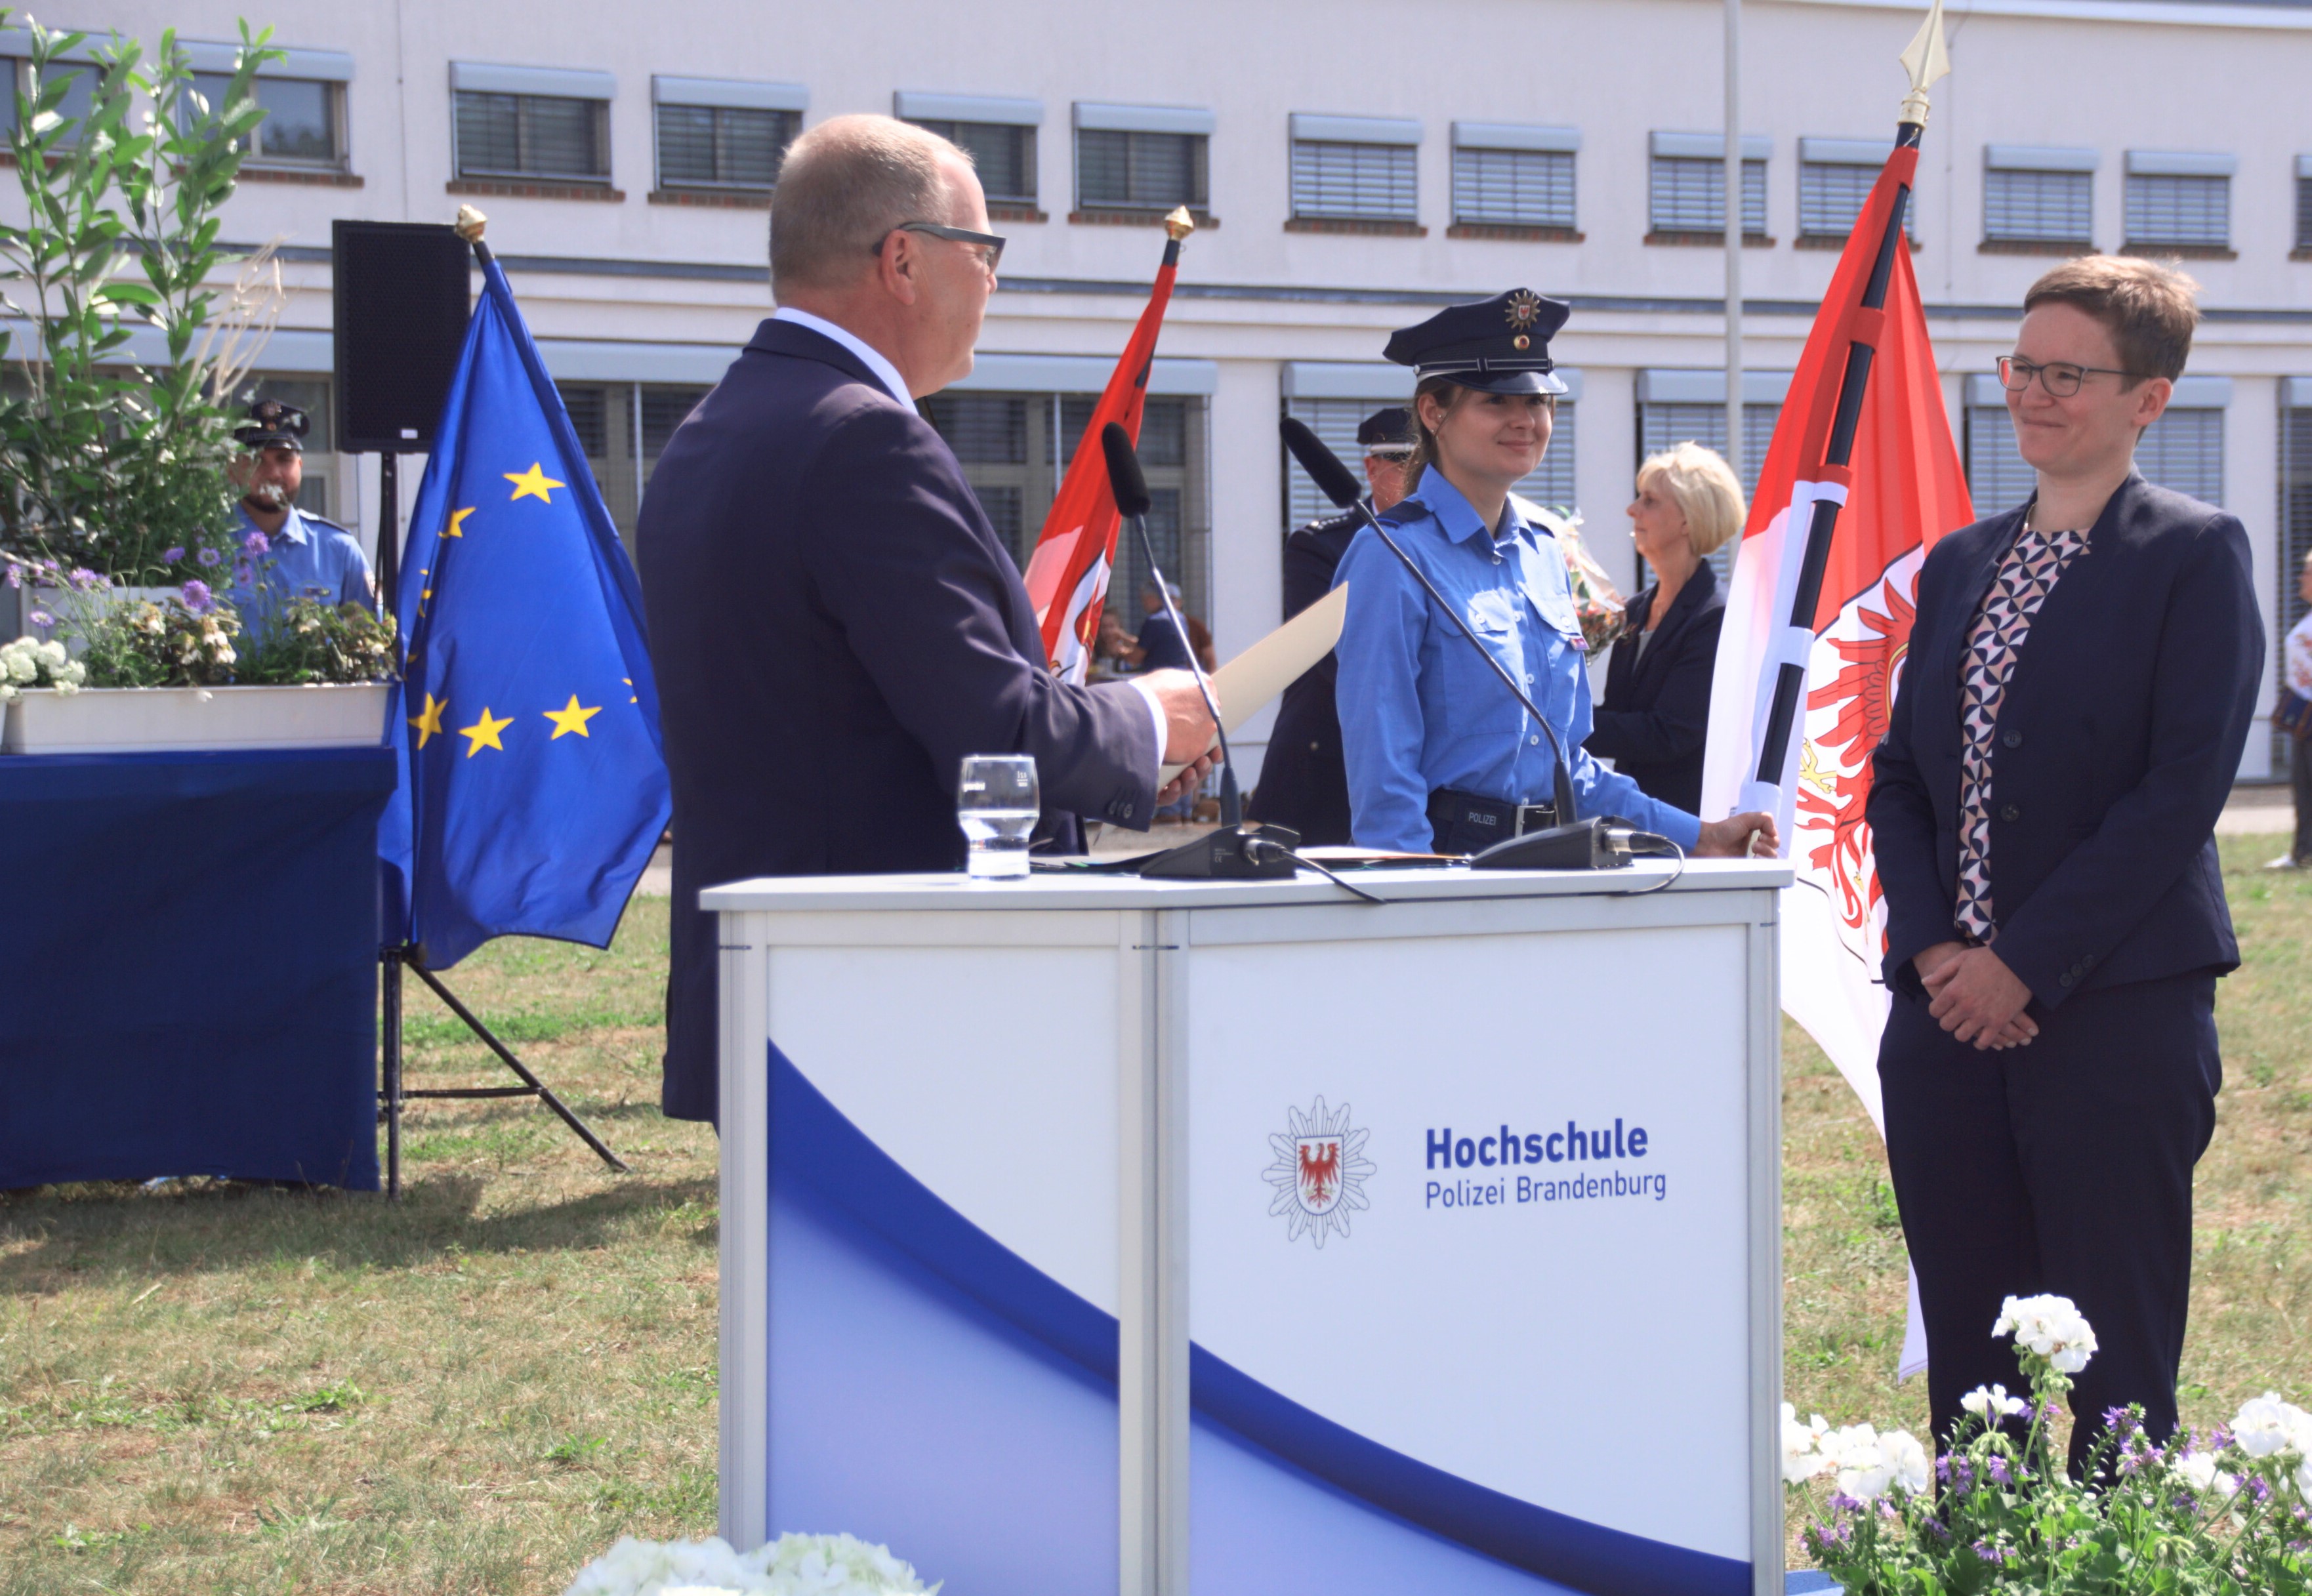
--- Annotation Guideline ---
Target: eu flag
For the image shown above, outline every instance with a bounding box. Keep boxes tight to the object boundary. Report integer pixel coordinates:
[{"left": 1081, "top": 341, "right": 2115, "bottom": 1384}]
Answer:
[{"left": 379, "top": 252, "right": 671, "bottom": 969}]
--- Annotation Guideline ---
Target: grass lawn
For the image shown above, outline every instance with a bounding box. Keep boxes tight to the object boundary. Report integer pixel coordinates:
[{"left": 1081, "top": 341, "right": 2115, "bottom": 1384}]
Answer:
[{"left": 5, "top": 836, "right": 2311, "bottom": 1592}]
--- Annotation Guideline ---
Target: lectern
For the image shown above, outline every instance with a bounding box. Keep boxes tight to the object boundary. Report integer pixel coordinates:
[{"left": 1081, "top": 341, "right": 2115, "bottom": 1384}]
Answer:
[{"left": 709, "top": 861, "right": 1791, "bottom": 1596}]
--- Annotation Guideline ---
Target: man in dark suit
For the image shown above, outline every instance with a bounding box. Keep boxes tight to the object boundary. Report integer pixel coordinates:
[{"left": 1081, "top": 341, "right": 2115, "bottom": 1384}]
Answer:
[
  {"left": 1867, "top": 257, "right": 2261, "bottom": 1469},
  {"left": 638, "top": 114, "right": 1218, "bottom": 1123},
  {"left": 1247, "top": 407, "right": 1413, "bottom": 845}
]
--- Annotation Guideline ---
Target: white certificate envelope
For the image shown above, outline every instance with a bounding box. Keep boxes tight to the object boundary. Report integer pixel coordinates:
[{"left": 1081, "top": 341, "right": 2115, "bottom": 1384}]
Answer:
[{"left": 1158, "top": 583, "right": 1347, "bottom": 785}]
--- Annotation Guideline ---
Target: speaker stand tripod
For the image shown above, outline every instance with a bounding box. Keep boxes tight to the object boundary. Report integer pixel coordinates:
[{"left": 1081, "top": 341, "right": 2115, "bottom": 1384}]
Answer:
[{"left": 379, "top": 944, "right": 628, "bottom": 1200}]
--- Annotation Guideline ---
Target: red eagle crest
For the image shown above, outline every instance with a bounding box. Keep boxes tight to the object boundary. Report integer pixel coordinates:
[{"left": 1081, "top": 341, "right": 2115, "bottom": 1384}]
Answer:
[
  {"left": 1298, "top": 1139, "right": 1342, "bottom": 1207},
  {"left": 1798, "top": 577, "right": 1916, "bottom": 939}
]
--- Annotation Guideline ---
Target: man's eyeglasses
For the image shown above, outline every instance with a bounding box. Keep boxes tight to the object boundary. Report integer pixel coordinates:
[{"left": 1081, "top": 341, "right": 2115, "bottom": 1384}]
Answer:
[
  {"left": 883, "top": 221, "right": 1006, "bottom": 272},
  {"left": 1996, "top": 354, "right": 2146, "bottom": 399}
]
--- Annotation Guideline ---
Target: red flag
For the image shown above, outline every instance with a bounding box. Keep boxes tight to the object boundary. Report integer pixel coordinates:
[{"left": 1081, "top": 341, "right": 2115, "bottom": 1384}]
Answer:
[
  {"left": 1022, "top": 230, "right": 1183, "bottom": 682},
  {"left": 1701, "top": 131, "right": 1973, "bottom": 1381}
]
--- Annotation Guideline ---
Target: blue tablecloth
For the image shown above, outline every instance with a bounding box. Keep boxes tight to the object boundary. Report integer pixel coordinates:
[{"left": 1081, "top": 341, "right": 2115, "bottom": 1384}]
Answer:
[{"left": 0, "top": 745, "right": 396, "bottom": 1191}]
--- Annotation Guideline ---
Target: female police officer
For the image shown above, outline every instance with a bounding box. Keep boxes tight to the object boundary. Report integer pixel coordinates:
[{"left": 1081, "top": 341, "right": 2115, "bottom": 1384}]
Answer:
[{"left": 1332, "top": 289, "right": 1777, "bottom": 860}]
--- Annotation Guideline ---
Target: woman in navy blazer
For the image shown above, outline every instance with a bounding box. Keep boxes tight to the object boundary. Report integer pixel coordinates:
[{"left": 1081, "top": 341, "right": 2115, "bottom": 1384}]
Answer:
[
  {"left": 1586, "top": 443, "right": 1743, "bottom": 814},
  {"left": 1867, "top": 258, "right": 2262, "bottom": 1470}
]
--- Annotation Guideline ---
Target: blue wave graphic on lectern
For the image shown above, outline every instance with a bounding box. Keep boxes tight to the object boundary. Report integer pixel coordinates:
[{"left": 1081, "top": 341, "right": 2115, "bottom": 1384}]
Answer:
[{"left": 768, "top": 1044, "right": 1752, "bottom": 1596}]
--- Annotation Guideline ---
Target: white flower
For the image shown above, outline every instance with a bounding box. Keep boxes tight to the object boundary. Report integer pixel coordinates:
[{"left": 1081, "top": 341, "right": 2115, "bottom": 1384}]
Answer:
[
  {"left": 2173, "top": 1450, "right": 2242, "bottom": 1498},
  {"left": 1962, "top": 1383, "right": 2030, "bottom": 1421},
  {"left": 562, "top": 1532, "right": 938, "bottom": 1596},
  {"left": 1824, "top": 1422, "right": 1897, "bottom": 1501},
  {"left": 51, "top": 678, "right": 76, "bottom": 695},
  {"left": 3, "top": 650, "right": 33, "bottom": 685},
  {"left": 1780, "top": 1401, "right": 1832, "bottom": 1484},
  {"left": 36, "top": 639, "right": 65, "bottom": 668},
  {"left": 2230, "top": 1393, "right": 2312, "bottom": 1460},
  {"left": 1992, "top": 1294, "right": 2098, "bottom": 1374}
]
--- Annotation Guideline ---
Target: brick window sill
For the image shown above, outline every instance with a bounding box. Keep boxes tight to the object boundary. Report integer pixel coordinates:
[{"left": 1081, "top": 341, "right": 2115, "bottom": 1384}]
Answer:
[
  {"left": 2120, "top": 242, "right": 2237, "bottom": 261},
  {"left": 1069, "top": 207, "right": 1219, "bottom": 229},
  {"left": 1447, "top": 222, "right": 1581, "bottom": 243},
  {"left": 1285, "top": 216, "right": 1425, "bottom": 237},
  {"left": 1797, "top": 232, "right": 1922, "bottom": 252},
  {"left": 2292, "top": 247, "right": 2312, "bottom": 261},
  {"left": 449, "top": 178, "right": 625, "bottom": 203},
  {"left": 987, "top": 202, "right": 1048, "bottom": 223},
  {"left": 1978, "top": 237, "right": 2094, "bottom": 256},
  {"left": 238, "top": 165, "right": 363, "bottom": 188},
  {"left": 1645, "top": 230, "right": 1774, "bottom": 248},
  {"left": 649, "top": 186, "right": 770, "bottom": 209}
]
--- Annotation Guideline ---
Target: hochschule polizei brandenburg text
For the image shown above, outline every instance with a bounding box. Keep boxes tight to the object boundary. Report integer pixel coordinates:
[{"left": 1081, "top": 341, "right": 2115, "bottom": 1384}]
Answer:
[{"left": 1424, "top": 1120, "right": 1666, "bottom": 1210}]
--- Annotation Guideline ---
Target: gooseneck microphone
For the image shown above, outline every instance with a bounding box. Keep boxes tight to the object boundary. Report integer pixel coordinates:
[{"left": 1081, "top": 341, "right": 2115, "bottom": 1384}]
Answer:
[
  {"left": 1102, "top": 422, "right": 1296, "bottom": 880},
  {"left": 1280, "top": 417, "right": 1632, "bottom": 871}
]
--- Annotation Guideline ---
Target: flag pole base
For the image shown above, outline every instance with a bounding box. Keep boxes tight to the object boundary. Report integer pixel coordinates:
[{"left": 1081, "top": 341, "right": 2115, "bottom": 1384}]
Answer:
[{"left": 377, "top": 943, "right": 629, "bottom": 1193}]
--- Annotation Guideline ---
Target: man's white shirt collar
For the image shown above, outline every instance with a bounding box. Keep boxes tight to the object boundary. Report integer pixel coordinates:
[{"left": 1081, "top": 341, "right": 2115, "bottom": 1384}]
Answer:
[{"left": 772, "top": 306, "right": 911, "bottom": 407}]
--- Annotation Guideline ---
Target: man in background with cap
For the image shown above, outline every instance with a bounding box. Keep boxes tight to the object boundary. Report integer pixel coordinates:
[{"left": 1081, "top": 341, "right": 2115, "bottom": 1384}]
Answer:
[
  {"left": 226, "top": 396, "right": 374, "bottom": 642},
  {"left": 1334, "top": 290, "right": 1775, "bottom": 859},
  {"left": 1249, "top": 405, "right": 1414, "bottom": 846}
]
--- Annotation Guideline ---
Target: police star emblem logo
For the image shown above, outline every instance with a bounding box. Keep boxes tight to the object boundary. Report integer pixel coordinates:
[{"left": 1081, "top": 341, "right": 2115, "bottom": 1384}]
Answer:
[
  {"left": 1504, "top": 289, "right": 1546, "bottom": 330},
  {"left": 1264, "top": 1096, "right": 1374, "bottom": 1247}
]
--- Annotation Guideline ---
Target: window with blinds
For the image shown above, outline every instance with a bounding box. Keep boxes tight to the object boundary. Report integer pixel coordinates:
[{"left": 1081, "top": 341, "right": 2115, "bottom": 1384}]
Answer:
[
  {"left": 655, "top": 102, "right": 793, "bottom": 189},
  {"left": 186, "top": 73, "right": 343, "bottom": 165},
  {"left": 455, "top": 90, "right": 609, "bottom": 180},
  {"left": 1290, "top": 140, "right": 1416, "bottom": 221},
  {"left": 1797, "top": 161, "right": 1916, "bottom": 243},
  {"left": 1076, "top": 129, "right": 1207, "bottom": 210},
  {"left": 908, "top": 119, "right": 1035, "bottom": 203},
  {"left": 551, "top": 380, "right": 712, "bottom": 557},
  {"left": 1649, "top": 156, "right": 1765, "bottom": 235},
  {"left": 1964, "top": 407, "right": 2037, "bottom": 516},
  {"left": 2124, "top": 173, "right": 2227, "bottom": 249},
  {"left": 1983, "top": 168, "right": 2090, "bottom": 243},
  {"left": 1452, "top": 146, "right": 1575, "bottom": 229},
  {"left": 918, "top": 394, "right": 1211, "bottom": 627},
  {"left": 1636, "top": 401, "right": 1778, "bottom": 581},
  {"left": 2280, "top": 408, "right": 2312, "bottom": 766},
  {"left": 1968, "top": 402, "right": 2225, "bottom": 513},
  {"left": 2298, "top": 177, "right": 2312, "bottom": 252}
]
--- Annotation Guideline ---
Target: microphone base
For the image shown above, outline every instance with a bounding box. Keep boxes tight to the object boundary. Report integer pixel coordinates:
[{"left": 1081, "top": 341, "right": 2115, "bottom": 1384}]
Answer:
[
  {"left": 1136, "top": 823, "right": 1301, "bottom": 880},
  {"left": 1468, "top": 817, "right": 1633, "bottom": 871}
]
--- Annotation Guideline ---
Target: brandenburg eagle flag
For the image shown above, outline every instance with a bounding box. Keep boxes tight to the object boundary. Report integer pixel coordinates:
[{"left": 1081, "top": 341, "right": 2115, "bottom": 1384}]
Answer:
[
  {"left": 379, "top": 251, "right": 671, "bottom": 970},
  {"left": 1700, "top": 35, "right": 1969, "bottom": 1375}
]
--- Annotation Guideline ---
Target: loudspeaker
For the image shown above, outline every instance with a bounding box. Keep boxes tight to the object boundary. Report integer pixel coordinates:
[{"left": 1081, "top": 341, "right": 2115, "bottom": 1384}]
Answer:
[{"left": 332, "top": 220, "right": 471, "bottom": 452}]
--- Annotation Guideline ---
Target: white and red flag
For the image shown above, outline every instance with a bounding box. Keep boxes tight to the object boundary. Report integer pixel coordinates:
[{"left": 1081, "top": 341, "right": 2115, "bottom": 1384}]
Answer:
[
  {"left": 1701, "top": 49, "right": 1968, "bottom": 1376},
  {"left": 1022, "top": 217, "right": 1187, "bottom": 682}
]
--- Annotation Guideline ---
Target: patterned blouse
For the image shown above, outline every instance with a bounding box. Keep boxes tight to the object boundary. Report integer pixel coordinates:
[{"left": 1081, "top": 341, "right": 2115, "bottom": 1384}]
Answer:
[{"left": 1953, "top": 514, "right": 2091, "bottom": 944}]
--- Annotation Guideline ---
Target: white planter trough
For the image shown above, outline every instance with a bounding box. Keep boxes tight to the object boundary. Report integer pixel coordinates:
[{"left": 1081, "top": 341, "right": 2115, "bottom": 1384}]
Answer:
[{"left": 1, "top": 682, "right": 392, "bottom": 755}]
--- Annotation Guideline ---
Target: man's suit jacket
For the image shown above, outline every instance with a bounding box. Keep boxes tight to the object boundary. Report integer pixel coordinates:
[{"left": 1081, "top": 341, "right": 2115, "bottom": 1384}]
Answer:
[
  {"left": 1246, "top": 509, "right": 1359, "bottom": 845},
  {"left": 1867, "top": 472, "right": 2261, "bottom": 1010},
  {"left": 638, "top": 318, "right": 1157, "bottom": 1121},
  {"left": 1585, "top": 560, "right": 1725, "bottom": 815}
]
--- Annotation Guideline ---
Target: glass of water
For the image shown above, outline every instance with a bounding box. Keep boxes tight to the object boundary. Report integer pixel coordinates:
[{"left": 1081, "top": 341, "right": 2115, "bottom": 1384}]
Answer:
[{"left": 958, "top": 754, "right": 1039, "bottom": 878}]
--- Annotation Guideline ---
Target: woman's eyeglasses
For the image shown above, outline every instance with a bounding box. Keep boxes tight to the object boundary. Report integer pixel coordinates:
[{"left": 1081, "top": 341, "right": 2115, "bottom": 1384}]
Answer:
[{"left": 1996, "top": 354, "right": 2146, "bottom": 398}]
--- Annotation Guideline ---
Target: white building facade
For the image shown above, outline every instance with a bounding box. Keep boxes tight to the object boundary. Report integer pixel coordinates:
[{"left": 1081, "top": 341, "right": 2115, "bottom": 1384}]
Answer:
[{"left": 43, "top": 0, "right": 2312, "bottom": 776}]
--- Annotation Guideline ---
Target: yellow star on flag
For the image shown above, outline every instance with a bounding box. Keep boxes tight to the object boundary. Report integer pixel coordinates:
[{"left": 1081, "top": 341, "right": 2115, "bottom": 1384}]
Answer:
[
  {"left": 408, "top": 691, "right": 447, "bottom": 748},
  {"left": 458, "top": 706, "right": 514, "bottom": 757},
  {"left": 543, "top": 694, "right": 602, "bottom": 740},
  {"left": 504, "top": 462, "right": 564, "bottom": 503},
  {"left": 443, "top": 506, "right": 476, "bottom": 537}
]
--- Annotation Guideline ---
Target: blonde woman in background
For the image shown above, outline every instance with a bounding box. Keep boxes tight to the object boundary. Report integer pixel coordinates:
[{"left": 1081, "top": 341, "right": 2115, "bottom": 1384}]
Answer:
[{"left": 1584, "top": 442, "right": 1746, "bottom": 813}]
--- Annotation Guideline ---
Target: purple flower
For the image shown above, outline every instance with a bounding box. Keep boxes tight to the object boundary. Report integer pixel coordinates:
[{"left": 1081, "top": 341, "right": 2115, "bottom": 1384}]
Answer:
[
  {"left": 180, "top": 579, "right": 212, "bottom": 614},
  {"left": 196, "top": 547, "right": 222, "bottom": 568},
  {"left": 161, "top": 546, "right": 184, "bottom": 564},
  {"left": 68, "top": 566, "right": 100, "bottom": 591},
  {"left": 3, "top": 564, "right": 17, "bottom": 588},
  {"left": 1988, "top": 1455, "right": 2012, "bottom": 1486},
  {"left": 243, "top": 530, "right": 270, "bottom": 556},
  {"left": 1973, "top": 1540, "right": 2010, "bottom": 1566},
  {"left": 233, "top": 560, "right": 253, "bottom": 588},
  {"left": 27, "top": 609, "right": 52, "bottom": 627}
]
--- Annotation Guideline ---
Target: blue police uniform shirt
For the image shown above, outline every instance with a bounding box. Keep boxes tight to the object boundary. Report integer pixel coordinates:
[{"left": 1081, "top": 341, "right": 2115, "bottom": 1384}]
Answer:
[
  {"left": 228, "top": 501, "right": 375, "bottom": 640},
  {"left": 1331, "top": 470, "right": 1703, "bottom": 853}
]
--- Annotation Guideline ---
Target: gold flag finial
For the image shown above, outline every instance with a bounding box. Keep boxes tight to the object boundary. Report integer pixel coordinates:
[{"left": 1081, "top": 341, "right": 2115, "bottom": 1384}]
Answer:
[
  {"left": 1163, "top": 205, "right": 1195, "bottom": 243},
  {"left": 453, "top": 204, "right": 488, "bottom": 243},
  {"left": 1898, "top": 0, "right": 1952, "bottom": 125}
]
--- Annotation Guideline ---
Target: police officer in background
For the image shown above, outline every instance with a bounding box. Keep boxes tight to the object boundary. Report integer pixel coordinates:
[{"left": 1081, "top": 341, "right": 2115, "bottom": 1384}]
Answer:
[
  {"left": 1247, "top": 405, "right": 1414, "bottom": 846},
  {"left": 1332, "top": 290, "right": 1777, "bottom": 859},
  {"left": 226, "top": 397, "right": 374, "bottom": 640}
]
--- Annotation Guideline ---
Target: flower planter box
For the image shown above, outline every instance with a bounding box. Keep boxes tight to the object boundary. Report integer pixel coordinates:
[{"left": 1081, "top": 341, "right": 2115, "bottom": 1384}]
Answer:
[{"left": 1, "top": 682, "right": 391, "bottom": 755}]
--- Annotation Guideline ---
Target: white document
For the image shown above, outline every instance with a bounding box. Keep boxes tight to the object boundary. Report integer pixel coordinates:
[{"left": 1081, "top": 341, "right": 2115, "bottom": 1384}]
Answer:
[{"left": 1159, "top": 583, "right": 1346, "bottom": 784}]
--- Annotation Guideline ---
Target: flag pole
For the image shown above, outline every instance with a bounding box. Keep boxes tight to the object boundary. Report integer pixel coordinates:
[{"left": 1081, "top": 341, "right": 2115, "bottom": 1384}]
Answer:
[
  {"left": 1724, "top": 0, "right": 1743, "bottom": 489},
  {"left": 374, "top": 203, "right": 630, "bottom": 1198},
  {"left": 1746, "top": 1, "right": 1949, "bottom": 802}
]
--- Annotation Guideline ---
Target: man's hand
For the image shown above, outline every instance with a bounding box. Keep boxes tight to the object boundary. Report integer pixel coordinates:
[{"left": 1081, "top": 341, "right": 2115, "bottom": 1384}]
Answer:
[
  {"left": 1695, "top": 811, "right": 1780, "bottom": 858},
  {"left": 1157, "top": 751, "right": 1220, "bottom": 808},
  {"left": 1140, "top": 668, "right": 1219, "bottom": 764},
  {"left": 1923, "top": 945, "right": 2038, "bottom": 1050}
]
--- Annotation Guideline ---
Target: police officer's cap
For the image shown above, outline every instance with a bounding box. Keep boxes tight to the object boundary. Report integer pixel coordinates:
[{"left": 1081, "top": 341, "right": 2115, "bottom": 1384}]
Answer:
[
  {"left": 1357, "top": 406, "right": 1416, "bottom": 456},
  {"left": 1383, "top": 288, "right": 1571, "bottom": 396},
  {"left": 234, "top": 397, "right": 309, "bottom": 453}
]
